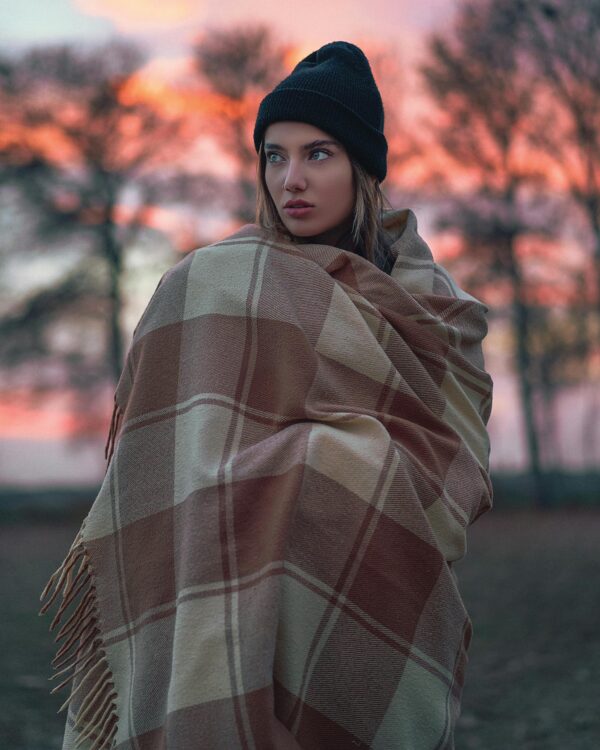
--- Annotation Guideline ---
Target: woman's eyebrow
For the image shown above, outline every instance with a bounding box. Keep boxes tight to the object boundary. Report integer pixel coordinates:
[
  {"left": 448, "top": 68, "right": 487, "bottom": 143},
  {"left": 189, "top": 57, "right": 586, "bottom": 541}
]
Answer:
[{"left": 264, "top": 139, "right": 341, "bottom": 151}]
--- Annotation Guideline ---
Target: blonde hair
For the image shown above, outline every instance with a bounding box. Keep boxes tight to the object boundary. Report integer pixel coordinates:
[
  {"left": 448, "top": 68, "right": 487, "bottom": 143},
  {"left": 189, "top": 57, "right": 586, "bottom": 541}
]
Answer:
[{"left": 255, "top": 139, "right": 396, "bottom": 272}]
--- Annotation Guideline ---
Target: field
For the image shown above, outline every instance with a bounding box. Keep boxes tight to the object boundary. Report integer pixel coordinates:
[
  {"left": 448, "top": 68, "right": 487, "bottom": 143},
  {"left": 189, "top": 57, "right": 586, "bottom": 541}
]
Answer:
[
  {"left": 454, "top": 508, "right": 600, "bottom": 749},
  {"left": 1, "top": 508, "right": 598, "bottom": 749}
]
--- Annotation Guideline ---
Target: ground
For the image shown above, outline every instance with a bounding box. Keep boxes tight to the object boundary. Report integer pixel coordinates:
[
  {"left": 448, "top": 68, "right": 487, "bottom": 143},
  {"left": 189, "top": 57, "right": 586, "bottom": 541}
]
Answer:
[
  {"left": 453, "top": 508, "right": 600, "bottom": 749},
  {"left": 1, "top": 508, "right": 598, "bottom": 749}
]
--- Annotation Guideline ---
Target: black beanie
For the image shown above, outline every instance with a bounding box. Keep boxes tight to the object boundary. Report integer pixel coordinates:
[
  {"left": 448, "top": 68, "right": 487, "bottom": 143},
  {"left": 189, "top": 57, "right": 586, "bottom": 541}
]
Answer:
[{"left": 253, "top": 41, "right": 387, "bottom": 182}]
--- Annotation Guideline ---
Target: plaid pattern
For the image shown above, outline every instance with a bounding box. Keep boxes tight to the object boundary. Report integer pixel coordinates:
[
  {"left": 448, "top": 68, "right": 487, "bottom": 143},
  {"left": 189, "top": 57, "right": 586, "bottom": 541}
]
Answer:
[{"left": 44, "top": 208, "right": 493, "bottom": 750}]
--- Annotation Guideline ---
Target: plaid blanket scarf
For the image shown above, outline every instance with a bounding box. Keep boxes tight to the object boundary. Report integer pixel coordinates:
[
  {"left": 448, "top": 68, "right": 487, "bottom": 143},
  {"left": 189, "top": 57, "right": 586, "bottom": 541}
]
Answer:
[{"left": 41, "top": 208, "right": 493, "bottom": 750}]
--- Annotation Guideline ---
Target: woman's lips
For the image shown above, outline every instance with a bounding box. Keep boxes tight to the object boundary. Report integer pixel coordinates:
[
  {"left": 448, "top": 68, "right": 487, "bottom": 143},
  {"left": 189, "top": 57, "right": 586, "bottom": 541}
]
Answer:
[{"left": 284, "top": 206, "right": 314, "bottom": 218}]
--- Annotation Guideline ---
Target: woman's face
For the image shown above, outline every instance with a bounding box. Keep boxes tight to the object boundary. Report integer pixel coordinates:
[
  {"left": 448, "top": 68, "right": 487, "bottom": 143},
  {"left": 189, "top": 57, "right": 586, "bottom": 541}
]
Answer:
[{"left": 263, "top": 121, "right": 355, "bottom": 240}]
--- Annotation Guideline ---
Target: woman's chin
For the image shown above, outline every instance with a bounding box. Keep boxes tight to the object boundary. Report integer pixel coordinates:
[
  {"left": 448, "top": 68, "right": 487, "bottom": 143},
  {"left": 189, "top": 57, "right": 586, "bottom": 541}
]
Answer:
[{"left": 281, "top": 219, "right": 320, "bottom": 237}]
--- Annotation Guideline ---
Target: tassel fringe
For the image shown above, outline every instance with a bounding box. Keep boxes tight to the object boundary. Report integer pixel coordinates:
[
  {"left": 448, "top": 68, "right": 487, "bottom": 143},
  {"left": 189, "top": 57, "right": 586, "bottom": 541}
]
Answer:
[
  {"left": 40, "top": 529, "right": 118, "bottom": 750},
  {"left": 104, "top": 395, "right": 123, "bottom": 466}
]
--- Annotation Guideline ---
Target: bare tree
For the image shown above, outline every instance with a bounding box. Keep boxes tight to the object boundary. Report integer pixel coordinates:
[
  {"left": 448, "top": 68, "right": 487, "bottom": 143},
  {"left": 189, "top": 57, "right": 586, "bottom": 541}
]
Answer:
[
  {"left": 514, "top": 0, "right": 600, "bottom": 308},
  {"left": 419, "top": 0, "right": 558, "bottom": 505},
  {"left": 528, "top": 293, "right": 591, "bottom": 464},
  {"left": 0, "top": 40, "right": 198, "bottom": 417},
  {"left": 512, "top": 0, "right": 600, "bottom": 462}
]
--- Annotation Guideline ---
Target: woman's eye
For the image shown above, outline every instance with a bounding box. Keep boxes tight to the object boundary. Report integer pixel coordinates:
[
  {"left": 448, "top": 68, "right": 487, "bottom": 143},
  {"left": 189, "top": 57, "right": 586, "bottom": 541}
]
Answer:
[{"left": 266, "top": 149, "right": 331, "bottom": 163}]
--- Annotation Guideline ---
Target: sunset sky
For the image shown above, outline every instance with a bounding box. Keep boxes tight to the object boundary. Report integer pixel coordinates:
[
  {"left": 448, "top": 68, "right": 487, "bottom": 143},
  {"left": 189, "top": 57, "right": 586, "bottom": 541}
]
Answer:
[
  {"left": 1, "top": 0, "right": 457, "bottom": 58},
  {"left": 0, "top": 0, "right": 464, "bottom": 484},
  {"left": 0, "top": 0, "right": 550, "bottom": 485},
  {"left": 0, "top": 0, "right": 460, "bottom": 130}
]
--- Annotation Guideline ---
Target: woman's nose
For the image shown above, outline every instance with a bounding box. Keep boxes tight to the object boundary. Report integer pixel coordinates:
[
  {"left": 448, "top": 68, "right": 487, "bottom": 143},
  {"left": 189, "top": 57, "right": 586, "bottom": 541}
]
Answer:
[{"left": 283, "top": 160, "right": 307, "bottom": 191}]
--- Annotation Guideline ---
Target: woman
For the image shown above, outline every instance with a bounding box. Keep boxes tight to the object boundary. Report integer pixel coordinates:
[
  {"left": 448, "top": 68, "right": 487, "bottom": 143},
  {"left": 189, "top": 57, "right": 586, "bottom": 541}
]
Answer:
[{"left": 41, "top": 42, "right": 493, "bottom": 750}]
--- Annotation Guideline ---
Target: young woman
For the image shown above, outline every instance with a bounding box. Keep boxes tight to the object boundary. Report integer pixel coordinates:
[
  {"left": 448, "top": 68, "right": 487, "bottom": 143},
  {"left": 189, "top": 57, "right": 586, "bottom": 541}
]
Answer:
[{"left": 42, "top": 41, "right": 493, "bottom": 750}]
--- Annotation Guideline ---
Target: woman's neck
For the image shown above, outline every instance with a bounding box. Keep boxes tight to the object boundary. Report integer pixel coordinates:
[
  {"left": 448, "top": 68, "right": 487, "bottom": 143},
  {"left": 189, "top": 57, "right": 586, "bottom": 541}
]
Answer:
[{"left": 293, "top": 214, "right": 356, "bottom": 251}]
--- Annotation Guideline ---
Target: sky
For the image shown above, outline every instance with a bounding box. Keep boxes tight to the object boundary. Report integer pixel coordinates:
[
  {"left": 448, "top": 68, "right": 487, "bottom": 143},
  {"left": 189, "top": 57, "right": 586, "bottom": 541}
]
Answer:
[
  {"left": 0, "top": 0, "right": 457, "bottom": 58},
  {"left": 0, "top": 0, "right": 539, "bottom": 485},
  {"left": 0, "top": 0, "right": 459, "bottom": 130}
]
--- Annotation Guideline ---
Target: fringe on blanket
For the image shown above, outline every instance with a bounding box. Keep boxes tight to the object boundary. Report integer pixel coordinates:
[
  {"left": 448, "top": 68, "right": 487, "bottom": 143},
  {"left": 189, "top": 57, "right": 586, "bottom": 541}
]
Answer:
[
  {"left": 104, "top": 395, "right": 123, "bottom": 467},
  {"left": 39, "top": 527, "right": 118, "bottom": 750}
]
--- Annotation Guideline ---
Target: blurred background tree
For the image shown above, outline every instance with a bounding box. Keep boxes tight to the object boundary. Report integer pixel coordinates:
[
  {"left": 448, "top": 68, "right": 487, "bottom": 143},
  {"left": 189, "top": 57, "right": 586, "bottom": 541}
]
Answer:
[
  {"left": 515, "top": 0, "right": 600, "bottom": 472},
  {"left": 0, "top": 39, "right": 207, "bottom": 436},
  {"left": 419, "top": 0, "right": 600, "bottom": 504},
  {"left": 420, "top": 0, "right": 552, "bottom": 505}
]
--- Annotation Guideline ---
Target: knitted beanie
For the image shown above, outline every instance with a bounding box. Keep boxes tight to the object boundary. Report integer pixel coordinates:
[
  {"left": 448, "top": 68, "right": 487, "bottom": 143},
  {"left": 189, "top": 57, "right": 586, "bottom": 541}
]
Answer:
[{"left": 253, "top": 41, "right": 387, "bottom": 182}]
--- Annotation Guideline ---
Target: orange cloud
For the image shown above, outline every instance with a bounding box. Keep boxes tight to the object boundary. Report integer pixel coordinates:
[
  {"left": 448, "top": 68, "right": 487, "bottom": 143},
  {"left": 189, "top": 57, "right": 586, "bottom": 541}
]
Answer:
[
  {"left": 138, "top": 55, "right": 193, "bottom": 84},
  {"left": 74, "top": 0, "right": 199, "bottom": 30}
]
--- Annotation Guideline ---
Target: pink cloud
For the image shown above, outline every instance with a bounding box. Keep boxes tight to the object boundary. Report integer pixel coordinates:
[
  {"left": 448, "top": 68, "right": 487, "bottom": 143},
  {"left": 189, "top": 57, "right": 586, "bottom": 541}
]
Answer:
[{"left": 73, "top": 0, "right": 200, "bottom": 31}]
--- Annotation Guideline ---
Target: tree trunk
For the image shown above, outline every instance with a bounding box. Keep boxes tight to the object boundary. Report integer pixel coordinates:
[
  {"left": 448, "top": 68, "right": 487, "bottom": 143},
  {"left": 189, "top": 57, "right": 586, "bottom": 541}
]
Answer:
[
  {"left": 588, "top": 198, "right": 600, "bottom": 318},
  {"left": 101, "top": 218, "right": 124, "bottom": 386},
  {"left": 506, "top": 236, "right": 547, "bottom": 507},
  {"left": 582, "top": 199, "right": 600, "bottom": 466}
]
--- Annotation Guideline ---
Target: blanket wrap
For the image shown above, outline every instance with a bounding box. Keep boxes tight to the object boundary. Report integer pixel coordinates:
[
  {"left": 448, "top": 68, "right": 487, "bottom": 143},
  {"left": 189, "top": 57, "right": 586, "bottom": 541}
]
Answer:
[{"left": 41, "top": 208, "right": 493, "bottom": 750}]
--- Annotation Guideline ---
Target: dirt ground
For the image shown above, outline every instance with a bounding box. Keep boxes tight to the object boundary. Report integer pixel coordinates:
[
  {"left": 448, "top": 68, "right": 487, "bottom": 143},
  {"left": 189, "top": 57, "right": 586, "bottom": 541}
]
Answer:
[
  {"left": 1, "top": 508, "right": 598, "bottom": 749},
  {"left": 453, "top": 508, "right": 600, "bottom": 749}
]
